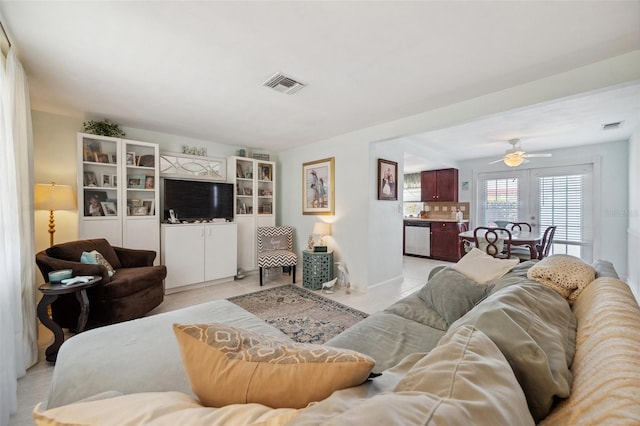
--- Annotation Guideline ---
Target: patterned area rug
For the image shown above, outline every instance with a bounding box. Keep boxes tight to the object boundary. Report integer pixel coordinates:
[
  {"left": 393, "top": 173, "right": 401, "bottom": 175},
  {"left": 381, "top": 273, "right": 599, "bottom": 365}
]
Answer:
[{"left": 227, "top": 285, "right": 368, "bottom": 344}]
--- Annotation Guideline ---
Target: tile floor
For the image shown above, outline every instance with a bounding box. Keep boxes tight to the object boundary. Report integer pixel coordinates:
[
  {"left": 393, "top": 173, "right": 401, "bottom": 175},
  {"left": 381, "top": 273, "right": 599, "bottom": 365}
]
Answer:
[{"left": 10, "top": 256, "right": 449, "bottom": 425}]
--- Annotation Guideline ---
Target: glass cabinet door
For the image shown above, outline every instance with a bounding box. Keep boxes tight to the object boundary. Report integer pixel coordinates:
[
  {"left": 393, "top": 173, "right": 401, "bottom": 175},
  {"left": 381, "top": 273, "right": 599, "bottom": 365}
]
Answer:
[{"left": 124, "top": 140, "right": 158, "bottom": 217}]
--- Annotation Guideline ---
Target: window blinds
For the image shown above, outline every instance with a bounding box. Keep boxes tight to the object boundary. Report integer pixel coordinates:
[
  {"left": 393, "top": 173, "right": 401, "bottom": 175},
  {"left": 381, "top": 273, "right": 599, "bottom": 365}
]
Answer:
[{"left": 482, "top": 177, "right": 520, "bottom": 225}]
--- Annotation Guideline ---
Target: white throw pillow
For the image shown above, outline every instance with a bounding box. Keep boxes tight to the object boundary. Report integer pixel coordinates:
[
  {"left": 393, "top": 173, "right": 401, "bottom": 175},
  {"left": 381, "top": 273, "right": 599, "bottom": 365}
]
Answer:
[{"left": 452, "top": 248, "right": 519, "bottom": 284}]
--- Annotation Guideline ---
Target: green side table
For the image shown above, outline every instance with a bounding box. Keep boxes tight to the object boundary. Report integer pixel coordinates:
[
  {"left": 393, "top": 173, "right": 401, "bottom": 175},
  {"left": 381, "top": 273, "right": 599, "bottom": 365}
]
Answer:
[{"left": 302, "top": 250, "right": 334, "bottom": 290}]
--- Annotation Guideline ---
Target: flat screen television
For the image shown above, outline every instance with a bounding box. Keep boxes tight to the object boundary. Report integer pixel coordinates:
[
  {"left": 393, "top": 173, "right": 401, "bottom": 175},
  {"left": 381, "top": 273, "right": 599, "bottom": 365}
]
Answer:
[{"left": 163, "top": 179, "right": 234, "bottom": 222}]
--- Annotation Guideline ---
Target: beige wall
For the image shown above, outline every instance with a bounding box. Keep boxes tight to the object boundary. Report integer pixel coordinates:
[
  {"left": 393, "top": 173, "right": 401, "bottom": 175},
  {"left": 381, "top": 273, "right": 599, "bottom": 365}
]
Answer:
[{"left": 32, "top": 111, "right": 83, "bottom": 276}]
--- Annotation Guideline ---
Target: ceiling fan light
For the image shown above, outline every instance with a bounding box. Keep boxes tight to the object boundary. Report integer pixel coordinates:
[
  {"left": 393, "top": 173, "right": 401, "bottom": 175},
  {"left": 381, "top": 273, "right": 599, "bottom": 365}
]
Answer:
[{"left": 503, "top": 153, "right": 524, "bottom": 167}]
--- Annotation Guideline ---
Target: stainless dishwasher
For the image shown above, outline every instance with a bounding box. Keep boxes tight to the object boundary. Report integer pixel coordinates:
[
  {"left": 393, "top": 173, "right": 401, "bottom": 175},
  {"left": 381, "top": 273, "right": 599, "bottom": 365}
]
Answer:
[{"left": 404, "top": 221, "right": 431, "bottom": 257}]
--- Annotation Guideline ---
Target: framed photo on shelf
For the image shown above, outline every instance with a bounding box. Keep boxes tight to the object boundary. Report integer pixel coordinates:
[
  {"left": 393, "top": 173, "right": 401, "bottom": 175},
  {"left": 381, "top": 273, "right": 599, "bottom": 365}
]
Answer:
[
  {"left": 131, "top": 206, "right": 148, "bottom": 216},
  {"left": 137, "top": 154, "right": 155, "bottom": 167},
  {"left": 84, "top": 190, "right": 107, "bottom": 216},
  {"left": 126, "top": 152, "right": 136, "bottom": 166},
  {"left": 111, "top": 175, "right": 118, "bottom": 187},
  {"left": 83, "top": 171, "right": 98, "bottom": 187},
  {"left": 95, "top": 152, "right": 110, "bottom": 163},
  {"left": 377, "top": 158, "right": 398, "bottom": 201},
  {"left": 101, "top": 173, "right": 112, "bottom": 187},
  {"left": 302, "top": 157, "right": 334, "bottom": 215},
  {"left": 109, "top": 153, "right": 117, "bottom": 164},
  {"left": 142, "top": 200, "right": 155, "bottom": 215},
  {"left": 127, "top": 175, "right": 145, "bottom": 189},
  {"left": 100, "top": 201, "right": 117, "bottom": 216},
  {"left": 259, "top": 165, "right": 272, "bottom": 181},
  {"left": 83, "top": 140, "right": 101, "bottom": 162},
  {"left": 144, "top": 176, "right": 155, "bottom": 189}
]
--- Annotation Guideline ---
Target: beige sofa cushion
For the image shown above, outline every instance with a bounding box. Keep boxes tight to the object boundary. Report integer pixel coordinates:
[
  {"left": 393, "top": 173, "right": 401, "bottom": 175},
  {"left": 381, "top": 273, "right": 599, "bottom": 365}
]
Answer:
[
  {"left": 173, "top": 323, "right": 374, "bottom": 409},
  {"left": 292, "top": 325, "right": 534, "bottom": 425},
  {"left": 540, "top": 277, "right": 640, "bottom": 424},
  {"left": 453, "top": 248, "right": 519, "bottom": 284},
  {"left": 448, "top": 281, "right": 576, "bottom": 422},
  {"left": 33, "top": 391, "right": 298, "bottom": 426}
]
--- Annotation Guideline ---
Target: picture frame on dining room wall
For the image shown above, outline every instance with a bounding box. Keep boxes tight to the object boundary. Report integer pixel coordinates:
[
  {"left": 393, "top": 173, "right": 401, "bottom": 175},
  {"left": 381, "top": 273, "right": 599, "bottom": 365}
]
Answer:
[
  {"left": 302, "top": 157, "right": 334, "bottom": 215},
  {"left": 377, "top": 158, "right": 398, "bottom": 201}
]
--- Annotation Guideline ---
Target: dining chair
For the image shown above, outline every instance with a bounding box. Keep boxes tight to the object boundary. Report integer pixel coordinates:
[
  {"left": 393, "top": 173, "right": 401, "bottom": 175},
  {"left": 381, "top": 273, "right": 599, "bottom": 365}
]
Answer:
[
  {"left": 508, "top": 222, "right": 532, "bottom": 232},
  {"left": 509, "top": 222, "right": 533, "bottom": 261},
  {"left": 535, "top": 225, "right": 557, "bottom": 260},
  {"left": 473, "top": 227, "right": 515, "bottom": 259}
]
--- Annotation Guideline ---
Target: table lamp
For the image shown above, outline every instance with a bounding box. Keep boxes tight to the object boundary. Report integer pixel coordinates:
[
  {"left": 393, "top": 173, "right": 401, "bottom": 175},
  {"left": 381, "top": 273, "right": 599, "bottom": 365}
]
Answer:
[
  {"left": 312, "top": 222, "right": 331, "bottom": 252},
  {"left": 34, "top": 182, "right": 76, "bottom": 246}
]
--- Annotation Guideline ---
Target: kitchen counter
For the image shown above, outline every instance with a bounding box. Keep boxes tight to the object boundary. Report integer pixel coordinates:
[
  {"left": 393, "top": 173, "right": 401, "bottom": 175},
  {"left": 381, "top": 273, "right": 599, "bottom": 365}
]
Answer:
[{"left": 404, "top": 218, "right": 469, "bottom": 223}]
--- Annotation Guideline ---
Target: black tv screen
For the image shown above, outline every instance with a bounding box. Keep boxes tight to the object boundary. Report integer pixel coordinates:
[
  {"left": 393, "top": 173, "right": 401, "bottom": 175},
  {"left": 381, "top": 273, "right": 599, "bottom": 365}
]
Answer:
[{"left": 163, "top": 179, "right": 234, "bottom": 222}]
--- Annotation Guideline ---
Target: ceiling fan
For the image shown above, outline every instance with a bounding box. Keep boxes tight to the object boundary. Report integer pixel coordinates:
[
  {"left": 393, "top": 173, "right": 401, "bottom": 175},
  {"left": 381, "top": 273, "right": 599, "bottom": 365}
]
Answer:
[{"left": 489, "top": 139, "right": 552, "bottom": 167}]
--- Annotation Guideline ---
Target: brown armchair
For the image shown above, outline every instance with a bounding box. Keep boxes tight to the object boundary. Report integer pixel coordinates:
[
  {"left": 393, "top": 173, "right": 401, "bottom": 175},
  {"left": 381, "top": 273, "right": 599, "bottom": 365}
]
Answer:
[{"left": 36, "top": 238, "right": 166, "bottom": 329}]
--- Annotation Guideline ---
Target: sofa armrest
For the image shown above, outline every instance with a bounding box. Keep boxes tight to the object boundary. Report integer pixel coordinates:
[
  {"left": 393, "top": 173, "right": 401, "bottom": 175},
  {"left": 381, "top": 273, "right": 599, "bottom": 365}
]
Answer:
[
  {"left": 113, "top": 246, "right": 156, "bottom": 267},
  {"left": 35, "top": 253, "right": 109, "bottom": 283}
]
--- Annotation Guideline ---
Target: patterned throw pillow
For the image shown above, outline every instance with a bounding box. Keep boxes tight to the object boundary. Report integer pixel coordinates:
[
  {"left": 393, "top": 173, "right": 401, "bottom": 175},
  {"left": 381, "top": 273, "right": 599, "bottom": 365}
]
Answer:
[
  {"left": 173, "top": 323, "right": 375, "bottom": 409},
  {"left": 527, "top": 254, "right": 595, "bottom": 303},
  {"left": 261, "top": 235, "right": 288, "bottom": 250},
  {"left": 80, "top": 250, "right": 115, "bottom": 277}
]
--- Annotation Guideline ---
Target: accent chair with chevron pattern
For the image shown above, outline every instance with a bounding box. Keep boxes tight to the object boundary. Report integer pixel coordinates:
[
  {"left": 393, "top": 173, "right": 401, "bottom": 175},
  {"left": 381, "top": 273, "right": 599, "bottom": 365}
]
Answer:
[{"left": 257, "top": 226, "right": 298, "bottom": 286}]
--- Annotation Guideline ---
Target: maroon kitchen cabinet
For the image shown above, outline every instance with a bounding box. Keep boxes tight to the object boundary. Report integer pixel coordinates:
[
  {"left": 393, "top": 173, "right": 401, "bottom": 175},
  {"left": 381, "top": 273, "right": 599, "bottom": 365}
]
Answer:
[
  {"left": 430, "top": 221, "right": 467, "bottom": 262},
  {"left": 420, "top": 168, "right": 458, "bottom": 202}
]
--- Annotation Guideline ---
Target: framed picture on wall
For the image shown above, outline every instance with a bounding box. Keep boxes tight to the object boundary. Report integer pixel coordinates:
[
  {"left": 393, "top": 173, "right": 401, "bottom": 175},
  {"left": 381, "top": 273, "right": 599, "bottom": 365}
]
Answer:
[
  {"left": 377, "top": 158, "right": 398, "bottom": 201},
  {"left": 302, "top": 157, "right": 334, "bottom": 215}
]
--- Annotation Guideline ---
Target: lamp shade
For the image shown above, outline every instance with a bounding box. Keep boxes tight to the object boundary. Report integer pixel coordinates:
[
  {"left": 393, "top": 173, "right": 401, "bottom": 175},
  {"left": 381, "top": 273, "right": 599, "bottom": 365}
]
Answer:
[
  {"left": 313, "top": 222, "right": 331, "bottom": 236},
  {"left": 34, "top": 183, "right": 76, "bottom": 211}
]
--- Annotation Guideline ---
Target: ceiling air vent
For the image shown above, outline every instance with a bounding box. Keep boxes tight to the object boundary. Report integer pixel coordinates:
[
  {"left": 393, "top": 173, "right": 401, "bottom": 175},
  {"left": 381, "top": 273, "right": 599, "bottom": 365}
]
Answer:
[
  {"left": 602, "top": 121, "right": 623, "bottom": 130},
  {"left": 262, "top": 72, "right": 306, "bottom": 94}
]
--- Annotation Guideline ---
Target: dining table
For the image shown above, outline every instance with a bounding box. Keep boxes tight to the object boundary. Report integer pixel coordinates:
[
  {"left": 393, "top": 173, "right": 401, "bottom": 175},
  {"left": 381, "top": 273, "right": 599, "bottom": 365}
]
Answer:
[{"left": 458, "top": 228, "right": 543, "bottom": 259}]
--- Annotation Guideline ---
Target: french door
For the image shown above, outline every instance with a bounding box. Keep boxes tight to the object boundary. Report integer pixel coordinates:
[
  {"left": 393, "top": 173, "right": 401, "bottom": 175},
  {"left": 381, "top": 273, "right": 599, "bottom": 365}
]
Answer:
[{"left": 477, "top": 164, "right": 594, "bottom": 262}]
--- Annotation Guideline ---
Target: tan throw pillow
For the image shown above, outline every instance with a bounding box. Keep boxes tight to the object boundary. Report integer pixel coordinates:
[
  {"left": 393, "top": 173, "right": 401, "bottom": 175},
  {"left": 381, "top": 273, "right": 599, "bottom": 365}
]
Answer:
[
  {"left": 527, "top": 254, "right": 595, "bottom": 303},
  {"left": 173, "top": 323, "right": 375, "bottom": 409},
  {"left": 453, "top": 248, "right": 519, "bottom": 284}
]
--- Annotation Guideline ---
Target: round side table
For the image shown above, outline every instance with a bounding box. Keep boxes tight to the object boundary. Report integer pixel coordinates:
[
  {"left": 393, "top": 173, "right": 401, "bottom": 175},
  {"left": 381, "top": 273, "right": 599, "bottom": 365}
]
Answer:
[
  {"left": 302, "top": 250, "right": 334, "bottom": 290},
  {"left": 37, "top": 276, "right": 102, "bottom": 362}
]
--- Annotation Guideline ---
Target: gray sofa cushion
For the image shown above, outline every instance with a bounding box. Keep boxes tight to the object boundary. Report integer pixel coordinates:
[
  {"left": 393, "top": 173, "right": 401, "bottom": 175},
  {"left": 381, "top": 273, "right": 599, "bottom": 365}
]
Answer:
[
  {"left": 418, "top": 268, "right": 493, "bottom": 326},
  {"left": 448, "top": 281, "right": 577, "bottom": 422},
  {"left": 325, "top": 311, "right": 445, "bottom": 374},
  {"left": 384, "top": 293, "right": 448, "bottom": 331}
]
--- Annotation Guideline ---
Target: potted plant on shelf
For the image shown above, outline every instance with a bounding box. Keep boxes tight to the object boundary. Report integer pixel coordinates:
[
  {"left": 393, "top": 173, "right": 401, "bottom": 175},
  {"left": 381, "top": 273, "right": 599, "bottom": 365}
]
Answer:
[{"left": 83, "top": 119, "right": 126, "bottom": 137}]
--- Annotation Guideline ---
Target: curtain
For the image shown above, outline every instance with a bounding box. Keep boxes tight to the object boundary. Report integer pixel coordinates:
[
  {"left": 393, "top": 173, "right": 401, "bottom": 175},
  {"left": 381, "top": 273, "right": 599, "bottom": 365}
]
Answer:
[{"left": 0, "top": 48, "right": 36, "bottom": 426}]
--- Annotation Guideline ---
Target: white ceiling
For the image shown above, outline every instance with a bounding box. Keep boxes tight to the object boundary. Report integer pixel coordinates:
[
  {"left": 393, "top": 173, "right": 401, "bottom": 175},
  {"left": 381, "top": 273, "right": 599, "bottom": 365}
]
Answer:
[
  {"left": 402, "top": 82, "right": 640, "bottom": 172},
  {"left": 1, "top": 1, "right": 639, "bottom": 157}
]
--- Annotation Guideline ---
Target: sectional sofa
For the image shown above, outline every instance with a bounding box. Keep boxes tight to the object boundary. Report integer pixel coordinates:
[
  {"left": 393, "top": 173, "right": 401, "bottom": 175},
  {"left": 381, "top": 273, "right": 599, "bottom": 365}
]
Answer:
[{"left": 34, "top": 256, "right": 640, "bottom": 425}]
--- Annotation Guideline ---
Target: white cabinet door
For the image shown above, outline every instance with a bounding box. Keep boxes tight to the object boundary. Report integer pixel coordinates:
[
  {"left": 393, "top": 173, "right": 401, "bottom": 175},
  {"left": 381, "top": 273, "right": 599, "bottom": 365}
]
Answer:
[
  {"left": 162, "top": 225, "right": 205, "bottom": 289},
  {"left": 235, "top": 216, "right": 256, "bottom": 271},
  {"left": 123, "top": 217, "right": 160, "bottom": 263},
  {"left": 81, "top": 217, "right": 122, "bottom": 247},
  {"left": 204, "top": 223, "right": 237, "bottom": 281}
]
